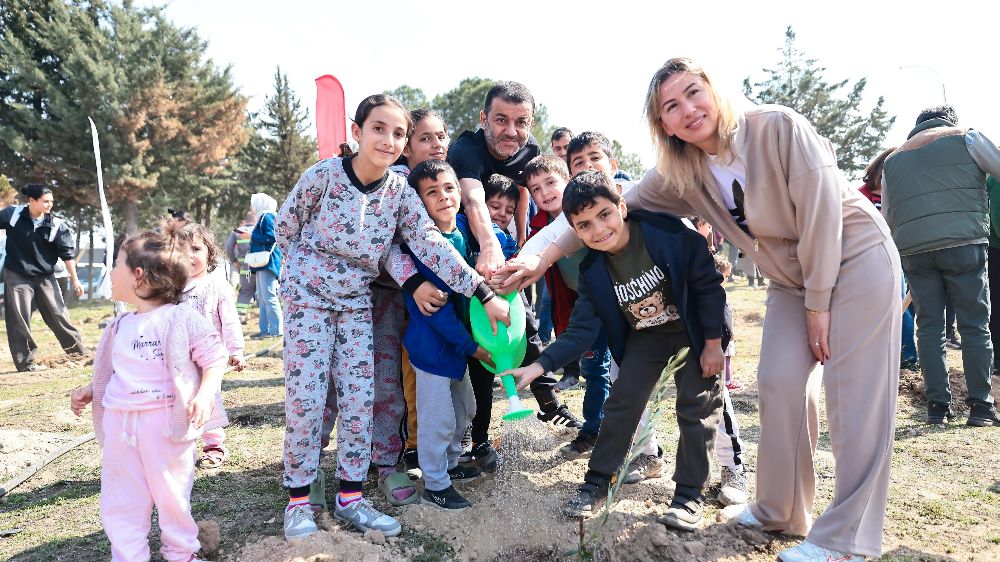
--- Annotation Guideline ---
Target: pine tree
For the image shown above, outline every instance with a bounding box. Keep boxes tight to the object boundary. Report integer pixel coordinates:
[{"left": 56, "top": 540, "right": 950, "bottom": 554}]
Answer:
[
  {"left": 742, "top": 27, "right": 895, "bottom": 177},
  {"left": 259, "top": 67, "right": 316, "bottom": 196}
]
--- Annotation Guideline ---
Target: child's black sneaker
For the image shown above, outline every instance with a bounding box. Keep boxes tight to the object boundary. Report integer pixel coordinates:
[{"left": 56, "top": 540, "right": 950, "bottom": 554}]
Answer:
[
  {"left": 423, "top": 485, "right": 471, "bottom": 511},
  {"left": 658, "top": 494, "right": 704, "bottom": 532},
  {"left": 447, "top": 463, "right": 482, "bottom": 482},
  {"left": 537, "top": 404, "right": 583, "bottom": 429},
  {"left": 967, "top": 401, "right": 1000, "bottom": 427},
  {"left": 559, "top": 431, "right": 597, "bottom": 460},
  {"left": 562, "top": 480, "right": 607, "bottom": 518},
  {"left": 471, "top": 442, "right": 499, "bottom": 473}
]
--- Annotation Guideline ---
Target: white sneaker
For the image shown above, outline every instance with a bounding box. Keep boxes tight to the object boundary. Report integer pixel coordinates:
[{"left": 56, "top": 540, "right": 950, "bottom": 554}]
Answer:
[
  {"left": 718, "top": 466, "right": 750, "bottom": 506},
  {"left": 283, "top": 503, "right": 317, "bottom": 540},
  {"left": 778, "top": 540, "right": 864, "bottom": 561},
  {"left": 334, "top": 497, "right": 402, "bottom": 537},
  {"left": 721, "top": 504, "right": 765, "bottom": 529}
]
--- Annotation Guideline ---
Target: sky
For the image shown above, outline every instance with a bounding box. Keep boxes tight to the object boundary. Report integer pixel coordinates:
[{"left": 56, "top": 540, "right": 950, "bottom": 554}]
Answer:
[{"left": 137, "top": 0, "right": 998, "bottom": 171}]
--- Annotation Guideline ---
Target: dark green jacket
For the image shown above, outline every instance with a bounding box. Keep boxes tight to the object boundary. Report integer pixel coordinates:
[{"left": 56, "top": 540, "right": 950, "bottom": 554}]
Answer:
[
  {"left": 988, "top": 176, "right": 1000, "bottom": 248},
  {"left": 883, "top": 118, "right": 989, "bottom": 256}
]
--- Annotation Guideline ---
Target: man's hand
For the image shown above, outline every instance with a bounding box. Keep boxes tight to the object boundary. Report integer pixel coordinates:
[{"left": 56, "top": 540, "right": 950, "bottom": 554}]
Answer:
[
  {"left": 71, "top": 279, "right": 84, "bottom": 297},
  {"left": 475, "top": 238, "right": 504, "bottom": 279},
  {"left": 413, "top": 281, "right": 448, "bottom": 316},
  {"left": 483, "top": 296, "right": 511, "bottom": 335},
  {"left": 472, "top": 346, "right": 495, "bottom": 369},
  {"left": 503, "top": 362, "right": 545, "bottom": 391},
  {"left": 699, "top": 338, "right": 725, "bottom": 378},
  {"left": 70, "top": 383, "right": 93, "bottom": 416}
]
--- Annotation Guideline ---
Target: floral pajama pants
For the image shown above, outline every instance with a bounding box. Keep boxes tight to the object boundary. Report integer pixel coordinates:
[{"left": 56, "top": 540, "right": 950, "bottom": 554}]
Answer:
[
  {"left": 283, "top": 303, "right": 376, "bottom": 487},
  {"left": 319, "top": 286, "right": 407, "bottom": 470}
]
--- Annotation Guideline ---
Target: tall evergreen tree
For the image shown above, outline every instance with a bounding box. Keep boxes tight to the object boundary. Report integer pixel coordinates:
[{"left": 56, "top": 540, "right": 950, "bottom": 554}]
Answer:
[
  {"left": 742, "top": 26, "right": 895, "bottom": 177},
  {"left": 258, "top": 67, "right": 316, "bottom": 197}
]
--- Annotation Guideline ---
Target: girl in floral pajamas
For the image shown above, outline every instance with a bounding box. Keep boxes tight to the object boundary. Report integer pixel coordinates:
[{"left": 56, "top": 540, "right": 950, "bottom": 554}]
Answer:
[{"left": 277, "top": 94, "right": 508, "bottom": 540}]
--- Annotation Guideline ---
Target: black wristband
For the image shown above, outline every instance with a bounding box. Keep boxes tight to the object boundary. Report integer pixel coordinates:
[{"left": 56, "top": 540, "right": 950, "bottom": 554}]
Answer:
[
  {"left": 402, "top": 273, "right": 429, "bottom": 294},
  {"left": 473, "top": 281, "right": 495, "bottom": 304}
]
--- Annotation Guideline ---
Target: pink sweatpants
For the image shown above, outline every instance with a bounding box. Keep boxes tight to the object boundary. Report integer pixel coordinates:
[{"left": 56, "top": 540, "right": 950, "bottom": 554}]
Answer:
[{"left": 100, "top": 408, "right": 199, "bottom": 562}]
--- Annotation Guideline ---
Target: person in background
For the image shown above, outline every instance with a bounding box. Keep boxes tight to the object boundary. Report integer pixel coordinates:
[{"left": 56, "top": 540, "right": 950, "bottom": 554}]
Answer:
[
  {"left": 1, "top": 184, "right": 88, "bottom": 372},
  {"left": 249, "top": 193, "right": 283, "bottom": 339},
  {"left": 551, "top": 127, "right": 574, "bottom": 161},
  {"left": 882, "top": 105, "right": 1000, "bottom": 427},
  {"left": 225, "top": 210, "right": 258, "bottom": 323}
]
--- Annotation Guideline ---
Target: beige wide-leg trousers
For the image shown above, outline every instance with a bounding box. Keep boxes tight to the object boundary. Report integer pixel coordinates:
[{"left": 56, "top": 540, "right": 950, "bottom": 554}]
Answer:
[{"left": 750, "top": 241, "right": 900, "bottom": 557}]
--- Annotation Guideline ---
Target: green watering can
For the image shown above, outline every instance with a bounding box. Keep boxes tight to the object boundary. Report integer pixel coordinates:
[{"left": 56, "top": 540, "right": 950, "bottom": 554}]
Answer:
[{"left": 469, "top": 292, "right": 534, "bottom": 422}]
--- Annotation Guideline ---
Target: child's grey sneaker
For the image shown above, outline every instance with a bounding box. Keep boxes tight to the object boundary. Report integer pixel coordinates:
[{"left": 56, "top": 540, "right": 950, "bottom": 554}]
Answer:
[
  {"left": 423, "top": 485, "right": 471, "bottom": 511},
  {"left": 554, "top": 375, "right": 580, "bottom": 391},
  {"left": 658, "top": 495, "right": 703, "bottom": 532},
  {"left": 334, "top": 498, "right": 402, "bottom": 537},
  {"left": 718, "top": 465, "right": 750, "bottom": 506},
  {"left": 623, "top": 452, "right": 664, "bottom": 484},
  {"left": 562, "top": 481, "right": 607, "bottom": 518},
  {"left": 283, "top": 503, "right": 318, "bottom": 540}
]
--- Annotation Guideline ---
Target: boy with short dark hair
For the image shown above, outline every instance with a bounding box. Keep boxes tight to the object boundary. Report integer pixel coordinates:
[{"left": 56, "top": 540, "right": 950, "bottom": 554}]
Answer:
[
  {"left": 404, "top": 160, "right": 495, "bottom": 510},
  {"left": 483, "top": 173, "right": 519, "bottom": 255},
  {"left": 506, "top": 170, "right": 726, "bottom": 532}
]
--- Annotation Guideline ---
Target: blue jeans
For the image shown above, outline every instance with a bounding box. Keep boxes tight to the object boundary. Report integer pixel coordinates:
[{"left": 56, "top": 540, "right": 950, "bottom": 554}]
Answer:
[
  {"left": 580, "top": 329, "right": 611, "bottom": 436},
  {"left": 537, "top": 280, "right": 553, "bottom": 344},
  {"left": 901, "top": 276, "right": 917, "bottom": 362},
  {"left": 255, "top": 269, "right": 283, "bottom": 336}
]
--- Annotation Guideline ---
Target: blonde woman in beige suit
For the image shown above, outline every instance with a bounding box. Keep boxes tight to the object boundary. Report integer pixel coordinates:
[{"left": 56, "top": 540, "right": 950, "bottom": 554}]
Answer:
[{"left": 498, "top": 58, "right": 900, "bottom": 562}]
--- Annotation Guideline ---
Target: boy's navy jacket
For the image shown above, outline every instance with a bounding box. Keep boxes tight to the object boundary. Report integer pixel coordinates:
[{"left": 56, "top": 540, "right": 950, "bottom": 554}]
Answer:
[
  {"left": 402, "top": 214, "right": 512, "bottom": 379},
  {"left": 537, "top": 210, "right": 726, "bottom": 374}
]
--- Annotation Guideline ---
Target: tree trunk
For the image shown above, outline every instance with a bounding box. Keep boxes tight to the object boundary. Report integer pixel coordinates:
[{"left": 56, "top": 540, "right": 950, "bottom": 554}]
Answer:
[
  {"left": 203, "top": 198, "right": 212, "bottom": 229},
  {"left": 125, "top": 200, "right": 139, "bottom": 234}
]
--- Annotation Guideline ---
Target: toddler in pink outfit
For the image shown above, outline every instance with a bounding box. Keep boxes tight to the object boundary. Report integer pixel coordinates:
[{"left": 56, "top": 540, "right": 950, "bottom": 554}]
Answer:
[
  {"left": 178, "top": 223, "right": 245, "bottom": 468},
  {"left": 72, "top": 227, "right": 228, "bottom": 562}
]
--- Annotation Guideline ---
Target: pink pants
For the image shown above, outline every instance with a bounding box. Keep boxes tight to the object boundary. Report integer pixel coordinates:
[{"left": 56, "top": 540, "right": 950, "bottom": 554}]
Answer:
[{"left": 101, "top": 408, "right": 199, "bottom": 562}]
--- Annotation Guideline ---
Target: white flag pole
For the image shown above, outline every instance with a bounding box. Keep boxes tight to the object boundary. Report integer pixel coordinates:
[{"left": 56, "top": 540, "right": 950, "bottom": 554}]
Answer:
[{"left": 88, "top": 117, "right": 116, "bottom": 303}]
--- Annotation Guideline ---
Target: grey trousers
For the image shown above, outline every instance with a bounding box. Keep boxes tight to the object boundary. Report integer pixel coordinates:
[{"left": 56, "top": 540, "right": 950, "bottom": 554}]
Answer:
[
  {"left": 4, "top": 269, "right": 88, "bottom": 370},
  {"left": 902, "top": 243, "right": 994, "bottom": 405},
  {"left": 414, "top": 366, "right": 476, "bottom": 491}
]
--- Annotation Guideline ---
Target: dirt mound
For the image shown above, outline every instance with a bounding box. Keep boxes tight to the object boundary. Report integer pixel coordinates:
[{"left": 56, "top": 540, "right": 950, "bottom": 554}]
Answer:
[
  {"left": 35, "top": 352, "right": 93, "bottom": 370},
  {"left": 228, "top": 524, "right": 402, "bottom": 562},
  {"left": 0, "top": 430, "right": 75, "bottom": 481}
]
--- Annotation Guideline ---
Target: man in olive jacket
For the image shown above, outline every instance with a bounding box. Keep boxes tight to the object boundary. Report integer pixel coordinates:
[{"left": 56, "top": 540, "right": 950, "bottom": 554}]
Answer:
[{"left": 882, "top": 105, "right": 1000, "bottom": 427}]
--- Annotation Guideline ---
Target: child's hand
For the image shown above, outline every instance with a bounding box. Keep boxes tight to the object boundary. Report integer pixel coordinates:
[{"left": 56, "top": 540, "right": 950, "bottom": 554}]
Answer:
[
  {"left": 472, "top": 346, "right": 495, "bottom": 369},
  {"left": 187, "top": 390, "right": 215, "bottom": 429},
  {"left": 413, "top": 281, "right": 447, "bottom": 316},
  {"left": 483, "top": 296, "right": 511, "bottom": 335},
  {"left": 228, "top": 355, "right": 245, "bottom": 372},
  {"left": 700, "top": 338, "right": 725, "bottom": 378},
  {"left": 505, "top": 362, "right": 545, "bottom": 391},
  {"left": 70, "top": 383, "right": 93, "bottom": 416}
]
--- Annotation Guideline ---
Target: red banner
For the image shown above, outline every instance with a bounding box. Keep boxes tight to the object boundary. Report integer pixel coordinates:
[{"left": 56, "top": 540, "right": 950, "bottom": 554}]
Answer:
[{"left": 315, "top": 74, "right": 347, "bottom": 159}]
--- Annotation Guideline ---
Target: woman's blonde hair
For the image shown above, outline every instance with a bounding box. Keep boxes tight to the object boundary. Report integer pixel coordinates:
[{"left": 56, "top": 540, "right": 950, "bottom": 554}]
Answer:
[{"left": 644, "top": 57, "right": 738, "bottom": 195}]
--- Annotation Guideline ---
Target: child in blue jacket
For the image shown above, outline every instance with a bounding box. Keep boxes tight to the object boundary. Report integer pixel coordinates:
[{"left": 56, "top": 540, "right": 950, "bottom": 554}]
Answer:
[{"left": 403, "top": 160, "right": 497, "bottom": 511}]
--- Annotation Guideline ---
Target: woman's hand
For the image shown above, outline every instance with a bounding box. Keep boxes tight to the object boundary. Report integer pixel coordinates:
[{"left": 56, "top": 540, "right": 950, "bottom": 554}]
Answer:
[
  {"left": 700, "top": 338, "right": 725, "bottom": 378},
  {"left": 805, "top": 309, "right": 831, "bottom": 363},
  {"left": 496, "top": 254, "right": 545, "bottom": 292},
  {"left": 70, "top": 383, "right": 93, "bottom": 416},
  {"left": 413, "top": 281, "right": 447, "bottom": 316},
  {"left": 504, "top": 362, "right": 545, "bottom": 391}
]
